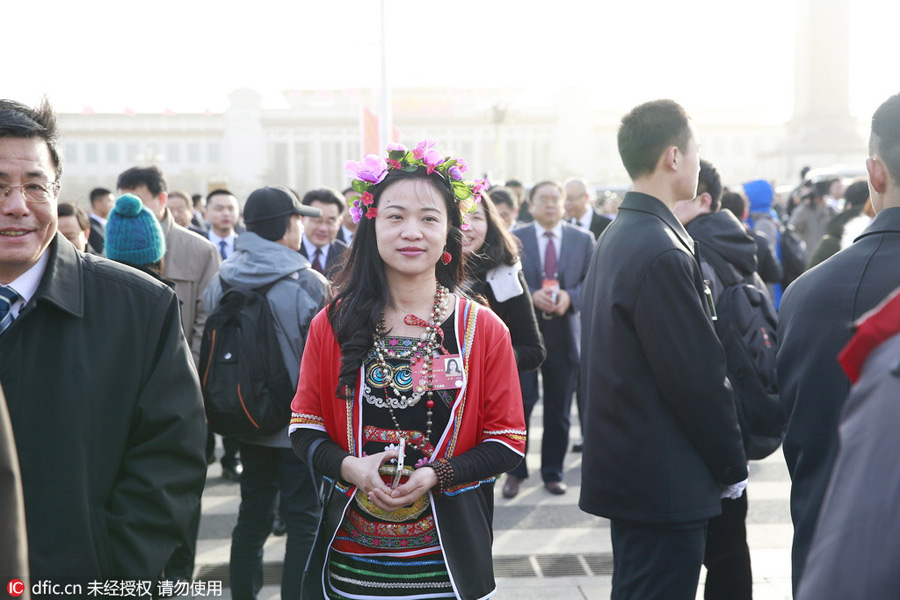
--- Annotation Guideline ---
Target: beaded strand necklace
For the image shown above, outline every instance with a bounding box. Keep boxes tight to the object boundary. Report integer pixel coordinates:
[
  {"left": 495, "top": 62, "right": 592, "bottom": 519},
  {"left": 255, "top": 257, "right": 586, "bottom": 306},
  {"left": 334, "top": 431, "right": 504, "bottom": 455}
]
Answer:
[{"left": 373, "top": 283, "right": 450, "bottom": 450}]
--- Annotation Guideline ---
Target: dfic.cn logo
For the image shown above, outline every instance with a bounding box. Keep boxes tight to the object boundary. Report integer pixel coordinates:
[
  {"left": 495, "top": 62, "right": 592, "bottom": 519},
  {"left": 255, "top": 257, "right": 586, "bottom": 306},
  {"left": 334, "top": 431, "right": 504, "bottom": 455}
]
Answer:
[{"left": 7, "top": 579, "right": 25, "bottom": 597}]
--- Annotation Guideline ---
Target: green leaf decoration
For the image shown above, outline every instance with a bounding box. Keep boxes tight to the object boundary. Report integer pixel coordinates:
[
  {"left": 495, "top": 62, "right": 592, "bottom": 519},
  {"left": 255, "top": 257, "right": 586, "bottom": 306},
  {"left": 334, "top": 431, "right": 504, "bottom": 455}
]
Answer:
[{"left": 351, "top": 180, "right": 368, "bottom": 193}]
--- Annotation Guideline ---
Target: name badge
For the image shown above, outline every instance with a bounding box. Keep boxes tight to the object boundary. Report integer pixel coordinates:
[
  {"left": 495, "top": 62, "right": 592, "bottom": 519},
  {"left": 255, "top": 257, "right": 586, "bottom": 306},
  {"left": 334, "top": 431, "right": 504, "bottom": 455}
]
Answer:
[
  {"left": 542, "top": 279, "right": 559, "bottom": 303},
  {"left": 413, "top": 353, "right": 464, "bottom": 390}
]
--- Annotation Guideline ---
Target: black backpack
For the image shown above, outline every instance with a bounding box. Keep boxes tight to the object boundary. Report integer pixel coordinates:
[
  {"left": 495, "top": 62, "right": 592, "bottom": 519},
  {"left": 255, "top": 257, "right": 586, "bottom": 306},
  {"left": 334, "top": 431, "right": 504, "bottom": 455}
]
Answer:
[
  {"left": 200, "top": 278, "right": 295, "bottom": 438},
  {"left": 779, "top": 225, "right": 808, "bottom": 289},
  {"left": 703, "top": 250, "right": 786, "bottom": 460}
]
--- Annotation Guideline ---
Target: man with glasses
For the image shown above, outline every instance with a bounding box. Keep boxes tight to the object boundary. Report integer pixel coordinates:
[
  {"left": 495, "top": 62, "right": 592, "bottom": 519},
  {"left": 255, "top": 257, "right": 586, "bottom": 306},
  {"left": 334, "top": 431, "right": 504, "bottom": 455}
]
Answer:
[{"left": 0, "top": 99, "right": 206, "bottom": 583}]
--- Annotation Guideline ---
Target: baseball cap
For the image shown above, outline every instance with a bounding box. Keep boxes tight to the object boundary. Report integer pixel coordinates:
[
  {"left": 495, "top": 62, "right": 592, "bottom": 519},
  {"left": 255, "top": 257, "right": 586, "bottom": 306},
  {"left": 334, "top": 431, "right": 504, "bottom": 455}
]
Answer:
[{"left": 242, "top": 186, "right": 321, "bottom": 224}]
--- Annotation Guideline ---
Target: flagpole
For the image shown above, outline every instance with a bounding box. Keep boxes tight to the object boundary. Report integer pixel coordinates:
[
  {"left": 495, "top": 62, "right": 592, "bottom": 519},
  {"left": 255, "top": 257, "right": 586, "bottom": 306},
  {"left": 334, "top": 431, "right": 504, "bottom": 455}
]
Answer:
[{"left": 379, "top": 0, "right": 392, "bottom": 149}]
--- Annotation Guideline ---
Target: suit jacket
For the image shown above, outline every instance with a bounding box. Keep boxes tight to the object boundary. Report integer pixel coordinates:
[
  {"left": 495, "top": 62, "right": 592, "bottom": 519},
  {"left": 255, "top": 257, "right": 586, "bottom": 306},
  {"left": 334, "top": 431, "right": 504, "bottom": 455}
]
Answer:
[
  {"left": 513, "top": 221, "right": 594, "bottom": 364},
  {"left": 89, "top": 215, "right": 105, "bottom": 255},
  {"left": 571, "top": 210, "right": 612, "bottom": 240},
  {"left": 579, "top": 192, "right": 747, "bottom": 524},
  {"left": 777, "top": 206, "right": 900, "bottom": 589},
  {"left": 300, "top": 238, "right": 348, "bottom": 279}
]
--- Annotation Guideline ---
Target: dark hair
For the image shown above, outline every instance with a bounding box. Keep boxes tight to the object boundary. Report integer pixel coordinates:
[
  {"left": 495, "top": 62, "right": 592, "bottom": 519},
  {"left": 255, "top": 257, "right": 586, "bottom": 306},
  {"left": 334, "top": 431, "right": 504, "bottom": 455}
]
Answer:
[
  {"left": 800, "top": 165, "right": 811, "bottom": 179},
  {"left": 57, "top": 202, "right": 90, "bottom": 230},
  {"left": 206, "top": 189, "right": 237, "bottom": 206},
  {"left": 168, "top": 190, "right": 192, "bottom": 205},
  {"left": 844, "top": 180, "right": 869, "bottom": 208},
  {"left": 302, "top": 187, "right": 346, "bottom": 214},
  {"left": 247, "top": 216, "right": 291, "bottom": 241},
  {"left": 870, "top": 92, "right": 900, "bottom": 185},
  {"left": 89, "top": 187, "right": 112, "bottom": 206},
  {"left": 618, "top": 99, "right": 692, "bottom": 180},
  {"left": 117, "top": 165, "right": 167, "bottom": 196},
  {"left": 327, "top": 167, "right": 465, "bottom": 399},
  {"left": 720, "top": 191, "right": 747, "bottom": 221},
  {"left": 504, "top": 179, "right": 523, "bottom": 188},
  {"left": 813, "top": 179, "right": 833, "bottom": 198},
  {"left": 697, "top": 159, "right": 723, "bottom": 212},
  {"left": 488, "top": 186, "right": 518, "bottom": 210},
  {"left": 341, "top": 186, "right": 354, "bottom": 196},
  {"left": 0, "top": 99, "right": 63, "bottom": 180},
  {"left": 529, "top": 180, "right": 562, "bottom": 203},
  {"left": 467, "top": 195, "right": 520, "bottom": 277},
  {"left": 192, "top": 193, "right": 203, "bottom": 208}
]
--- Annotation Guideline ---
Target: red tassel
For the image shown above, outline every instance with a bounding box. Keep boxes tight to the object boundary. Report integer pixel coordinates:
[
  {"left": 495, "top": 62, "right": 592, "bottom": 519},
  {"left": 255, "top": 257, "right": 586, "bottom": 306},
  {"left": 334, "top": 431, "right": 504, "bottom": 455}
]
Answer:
[{"left": 441, "top": 251, "right": 452, "bottom": 265}]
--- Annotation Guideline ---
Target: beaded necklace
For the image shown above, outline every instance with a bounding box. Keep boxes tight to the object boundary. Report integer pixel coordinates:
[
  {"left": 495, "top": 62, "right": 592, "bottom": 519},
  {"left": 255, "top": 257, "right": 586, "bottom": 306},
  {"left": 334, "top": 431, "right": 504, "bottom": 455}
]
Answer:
[{"left": 373, "top": 283, "right": 450, "bottom": 450}]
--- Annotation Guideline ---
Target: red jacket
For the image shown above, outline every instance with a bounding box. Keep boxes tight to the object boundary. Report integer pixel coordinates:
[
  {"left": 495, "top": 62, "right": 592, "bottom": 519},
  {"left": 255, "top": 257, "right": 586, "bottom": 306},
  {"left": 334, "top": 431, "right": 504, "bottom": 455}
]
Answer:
[{"left": 291, "top": 295, "right": 526, "bottom": 473}]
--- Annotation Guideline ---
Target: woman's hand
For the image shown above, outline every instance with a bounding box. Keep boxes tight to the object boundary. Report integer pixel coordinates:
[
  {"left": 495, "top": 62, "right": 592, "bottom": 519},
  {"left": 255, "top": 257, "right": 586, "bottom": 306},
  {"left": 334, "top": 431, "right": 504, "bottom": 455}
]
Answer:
[
  {"left": 368, "top": 466, "right": 438, "bottom": 512},
  {"left": 339, "top": 450, "right": 399, "bottom": 496}
]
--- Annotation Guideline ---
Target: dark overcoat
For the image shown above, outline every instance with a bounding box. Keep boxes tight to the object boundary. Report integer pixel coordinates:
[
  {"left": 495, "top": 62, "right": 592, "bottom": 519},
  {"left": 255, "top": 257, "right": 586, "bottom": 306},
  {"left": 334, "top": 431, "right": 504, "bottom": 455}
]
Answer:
[
  {"left": 579, "top": 192, "right": 747, "bottom": 524},
  {"left": 0, "top": 234, "right": 207, "bottom": 580},
  {"left": 777, "top": 206, "right": 900, "bottom": 589}
]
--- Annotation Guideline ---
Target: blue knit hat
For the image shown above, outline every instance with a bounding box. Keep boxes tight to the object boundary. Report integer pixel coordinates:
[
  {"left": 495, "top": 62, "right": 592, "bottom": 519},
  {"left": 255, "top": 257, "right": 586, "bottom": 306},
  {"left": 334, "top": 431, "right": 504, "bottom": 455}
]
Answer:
[{"left": 105, "top": 194, "right": 166, "bottom": 265}]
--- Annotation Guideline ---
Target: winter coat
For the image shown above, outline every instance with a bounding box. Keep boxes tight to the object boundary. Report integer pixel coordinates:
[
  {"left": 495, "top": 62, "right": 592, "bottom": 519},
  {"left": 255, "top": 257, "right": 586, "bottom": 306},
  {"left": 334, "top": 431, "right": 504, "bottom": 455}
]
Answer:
[
  {"left": 777, "top": 206, "right": 900, "bottom": 590},
  {"left": 204, "top": 232, "right": 328, "bottom": 448},
  {"left": 579, "top": 192, "right": 747, "bottom": 525},
  {"left": 796, "top": 287, "right": 900, "bottom": 600},
  {"left": 0, "top": 234, "right": 207, "bottom": 579},
  {"left": 159, "top": 207, "right": 221, "bottom": 367}
]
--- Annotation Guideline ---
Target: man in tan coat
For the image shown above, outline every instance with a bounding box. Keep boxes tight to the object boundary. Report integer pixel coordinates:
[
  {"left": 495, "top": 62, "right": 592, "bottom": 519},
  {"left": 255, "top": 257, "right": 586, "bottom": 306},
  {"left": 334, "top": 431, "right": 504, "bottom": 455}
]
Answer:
[
  {"left": 117, "top": 165, "right": 220, "bottom": 581},
  {"left": 117, "top": 166, "right": 220, "bottom": 365}
]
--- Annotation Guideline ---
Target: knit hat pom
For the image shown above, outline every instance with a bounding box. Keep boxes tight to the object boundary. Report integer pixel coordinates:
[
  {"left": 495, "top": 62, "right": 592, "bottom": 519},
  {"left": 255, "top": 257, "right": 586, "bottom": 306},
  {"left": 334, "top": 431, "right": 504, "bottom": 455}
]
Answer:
[
  {"left": 114, "top": 193, "right": 144, "bottom": 217},
  {"left": 105, "top": 194, "right": 166, "bottom": 266}
]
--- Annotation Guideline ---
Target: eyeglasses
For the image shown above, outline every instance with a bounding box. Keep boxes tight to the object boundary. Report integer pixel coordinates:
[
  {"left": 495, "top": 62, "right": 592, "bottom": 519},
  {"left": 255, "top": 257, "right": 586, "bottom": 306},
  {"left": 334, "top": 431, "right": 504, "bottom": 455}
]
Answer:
[{"left": 0, "top": 181, "right": 60, "bottom": 203}]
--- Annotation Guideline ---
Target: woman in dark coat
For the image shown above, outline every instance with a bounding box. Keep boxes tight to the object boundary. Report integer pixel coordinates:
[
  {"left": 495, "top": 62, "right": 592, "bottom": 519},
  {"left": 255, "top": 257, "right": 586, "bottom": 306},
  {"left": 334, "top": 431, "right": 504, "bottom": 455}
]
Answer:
[{"left": 461, "top": 195, "right": 545, "bottom": 371}]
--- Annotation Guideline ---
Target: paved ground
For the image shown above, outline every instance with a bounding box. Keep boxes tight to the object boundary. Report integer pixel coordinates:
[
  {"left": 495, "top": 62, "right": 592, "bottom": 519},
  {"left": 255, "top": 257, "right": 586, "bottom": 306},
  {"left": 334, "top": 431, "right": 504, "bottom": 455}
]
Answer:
[{"left": 196, "top": 404, "right": 793, "bottom": 599}]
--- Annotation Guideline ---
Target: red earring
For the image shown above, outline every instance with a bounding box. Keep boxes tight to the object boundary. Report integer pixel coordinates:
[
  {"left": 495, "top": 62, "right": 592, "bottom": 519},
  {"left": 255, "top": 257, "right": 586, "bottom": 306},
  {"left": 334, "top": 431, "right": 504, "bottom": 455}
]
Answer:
[{"left": 441, "top": 251, "right": 452, "bottom": 265}]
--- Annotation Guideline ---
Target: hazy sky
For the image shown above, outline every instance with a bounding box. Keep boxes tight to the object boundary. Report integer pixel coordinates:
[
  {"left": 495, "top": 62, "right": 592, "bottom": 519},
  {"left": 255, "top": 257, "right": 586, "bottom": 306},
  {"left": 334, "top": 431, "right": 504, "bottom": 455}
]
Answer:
[{"left": 6, "top": 0, "right": 899, "bottom": 121}]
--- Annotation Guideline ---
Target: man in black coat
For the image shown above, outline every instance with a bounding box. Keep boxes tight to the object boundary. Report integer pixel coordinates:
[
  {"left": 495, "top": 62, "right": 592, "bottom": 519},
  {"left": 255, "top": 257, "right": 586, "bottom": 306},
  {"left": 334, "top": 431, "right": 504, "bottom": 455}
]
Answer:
[
  {"left": 795, "top": 286, "right": 900, "bottom": 600},
  {"left": 0, "top": 99, "right": 207, "bottom": 581},
  {"left": 579, "top": 100, "right": 747, "bottom": 600},
  {"left": 777, "top": 91, "right": 900, "bottom": 592}
]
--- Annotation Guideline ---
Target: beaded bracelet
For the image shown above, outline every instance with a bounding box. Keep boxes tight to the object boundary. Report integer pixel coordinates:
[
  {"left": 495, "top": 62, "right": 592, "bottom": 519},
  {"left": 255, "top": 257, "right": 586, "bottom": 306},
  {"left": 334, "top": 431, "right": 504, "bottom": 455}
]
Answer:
[{"left": 423, "top": 458, "right": 454, "bottom": 495}]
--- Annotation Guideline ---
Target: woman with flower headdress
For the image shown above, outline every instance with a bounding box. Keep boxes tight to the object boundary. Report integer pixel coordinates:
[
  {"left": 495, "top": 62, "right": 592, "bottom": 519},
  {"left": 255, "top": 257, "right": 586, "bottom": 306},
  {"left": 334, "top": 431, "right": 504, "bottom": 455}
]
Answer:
[{"left": 290, "top": 140, "right": 527, "bottom": 599}]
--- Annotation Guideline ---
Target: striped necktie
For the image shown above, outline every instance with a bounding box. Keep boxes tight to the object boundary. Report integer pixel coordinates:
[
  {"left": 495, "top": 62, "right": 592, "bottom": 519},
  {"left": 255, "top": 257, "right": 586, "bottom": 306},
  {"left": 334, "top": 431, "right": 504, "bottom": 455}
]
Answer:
[{"left": 0, "top": 286, "right": 21, "bottom": 337}]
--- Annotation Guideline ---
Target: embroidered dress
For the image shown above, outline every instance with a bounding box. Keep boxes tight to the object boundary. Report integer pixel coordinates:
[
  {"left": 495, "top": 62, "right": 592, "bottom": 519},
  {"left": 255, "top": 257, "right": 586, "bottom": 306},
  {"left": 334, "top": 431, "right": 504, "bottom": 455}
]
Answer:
[{"left": 327, "top": 332, "right": 459, "bottom": 600}]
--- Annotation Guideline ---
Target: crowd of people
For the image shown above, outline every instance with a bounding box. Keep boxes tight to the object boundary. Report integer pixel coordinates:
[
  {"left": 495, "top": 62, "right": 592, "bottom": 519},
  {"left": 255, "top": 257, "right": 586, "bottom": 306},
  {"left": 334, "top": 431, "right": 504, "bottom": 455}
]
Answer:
[{"left": 0, "top": 90, "right": 898, "bottom": 600}]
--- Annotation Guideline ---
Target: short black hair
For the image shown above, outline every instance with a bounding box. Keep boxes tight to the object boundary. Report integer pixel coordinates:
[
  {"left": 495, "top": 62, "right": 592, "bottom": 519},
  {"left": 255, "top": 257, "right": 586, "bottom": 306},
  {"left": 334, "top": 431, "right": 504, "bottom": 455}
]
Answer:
[
  {"left": 720, "top": 191, "right": 747, "bottom": 221},
  {"left": 0, "top": 98, "right": 63, "bottom": 180},
  {"left": 504, "top": 179, "right": 523, "bottom": 188},
  {"left": 870, "top": 92, "right": 900, "bottom": 185},
  {"left": 89, "top": 187, "right": 112, "bottom": 206},
  {"left": 302, "top": 187, "right": 346, "bottom": 214},
  {"left": 844, "top": 180, "right": 870, "bottom": 208},
  {"left": 192, "top": 193, "right": 203, "bottom": 208},
  {"left": 206, "top": 189, "right": 236, "bottom": 205},
  {"left": 487, "top": 186, "right": 518, "bottom": 210},
  {"left": 117, "top": 165, "right": 167, "bottom": 196},
  {"left": 697, "top": 159, "right": 723, "bottom": 212},
  {"left": 57, "top": 202, "right": 90, "bottom": 230},
  {"left": 529, "top": 180, "right": 562, "bottom": 203},
  {"left": 247, "top": 216, "right": 291, "bottom": 241},
  {"left": 618, "top": 99, "right": 692, "bottom": 180}
]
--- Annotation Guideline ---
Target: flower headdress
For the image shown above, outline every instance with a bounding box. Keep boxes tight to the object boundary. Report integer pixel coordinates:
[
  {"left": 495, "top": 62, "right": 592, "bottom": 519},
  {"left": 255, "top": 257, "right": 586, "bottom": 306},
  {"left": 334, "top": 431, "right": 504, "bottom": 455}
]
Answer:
[{"left": 344, "top": 139, "right": 488, "bottom": 229}]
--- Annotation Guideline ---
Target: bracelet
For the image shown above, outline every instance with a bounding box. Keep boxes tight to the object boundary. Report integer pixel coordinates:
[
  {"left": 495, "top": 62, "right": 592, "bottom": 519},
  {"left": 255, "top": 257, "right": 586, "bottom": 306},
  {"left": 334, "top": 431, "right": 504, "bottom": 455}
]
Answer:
[{"left": 422, "top": 458, "right": 454, "bottom": 495}]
